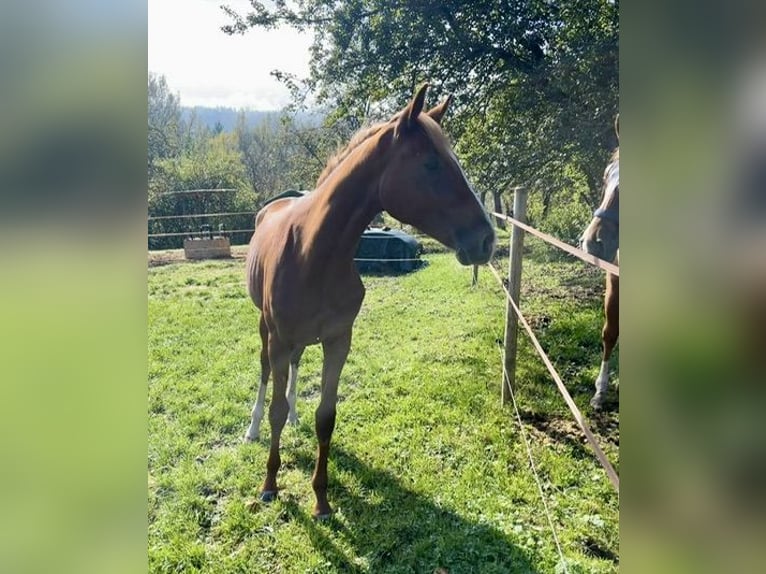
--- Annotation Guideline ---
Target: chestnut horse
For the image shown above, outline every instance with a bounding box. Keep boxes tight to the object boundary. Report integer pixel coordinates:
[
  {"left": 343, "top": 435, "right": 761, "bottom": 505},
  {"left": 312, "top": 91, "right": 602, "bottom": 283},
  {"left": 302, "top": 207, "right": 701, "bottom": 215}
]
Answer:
[
  {"left": 243, "top": 85, "right": 496, "bottom": 518},
  {"left": 580, "top": 116, "right": 619, "bottom": 409}
]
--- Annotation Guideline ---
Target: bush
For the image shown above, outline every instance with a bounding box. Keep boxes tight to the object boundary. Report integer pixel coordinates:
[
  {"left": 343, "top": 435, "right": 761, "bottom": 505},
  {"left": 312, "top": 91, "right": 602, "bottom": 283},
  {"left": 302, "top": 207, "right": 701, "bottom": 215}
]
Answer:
[{"left": 526, "top": 183, "right": 593, "bottom": 261}]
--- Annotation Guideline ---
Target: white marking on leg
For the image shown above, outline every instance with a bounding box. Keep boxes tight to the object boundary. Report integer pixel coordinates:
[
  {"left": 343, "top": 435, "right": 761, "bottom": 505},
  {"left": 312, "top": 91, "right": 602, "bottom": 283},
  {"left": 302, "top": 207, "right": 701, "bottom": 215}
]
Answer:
[
  {"left": 590, "top": 360, "right": 611, "bottom": 408},
  {"left": 287, "top": 363, "right": 299, "bottom": 426},
  {"left": 244, "top": 383, "right": 268, "bottom": 442}
]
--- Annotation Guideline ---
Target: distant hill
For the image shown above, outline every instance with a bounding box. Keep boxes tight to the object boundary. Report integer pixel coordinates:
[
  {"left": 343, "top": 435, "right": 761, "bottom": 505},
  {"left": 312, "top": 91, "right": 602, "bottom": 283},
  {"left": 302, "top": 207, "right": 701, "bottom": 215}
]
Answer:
[{"left": 181, "top": 106, "right": 322, "bottom": 132}]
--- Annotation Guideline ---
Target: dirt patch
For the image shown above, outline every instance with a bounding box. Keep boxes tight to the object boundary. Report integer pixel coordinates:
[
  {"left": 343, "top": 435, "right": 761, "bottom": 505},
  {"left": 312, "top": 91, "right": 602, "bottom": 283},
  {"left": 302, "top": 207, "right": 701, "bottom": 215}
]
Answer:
[
  {"left": 148, "top": 250, "right": 184, "bottom": 267},
  {"left": 521, "top": 409, "right": 620, "bottom": 453},
  {"left": 148, "top": 246, "right": 249, "bottom": 267}
]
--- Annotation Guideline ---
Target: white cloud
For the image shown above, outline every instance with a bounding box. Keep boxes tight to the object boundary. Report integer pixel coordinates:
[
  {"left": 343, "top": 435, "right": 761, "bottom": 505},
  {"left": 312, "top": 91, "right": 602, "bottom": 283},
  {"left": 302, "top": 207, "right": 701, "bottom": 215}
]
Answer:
[{"left": 148, "top": 0, "right": 313, "bottom": 109}]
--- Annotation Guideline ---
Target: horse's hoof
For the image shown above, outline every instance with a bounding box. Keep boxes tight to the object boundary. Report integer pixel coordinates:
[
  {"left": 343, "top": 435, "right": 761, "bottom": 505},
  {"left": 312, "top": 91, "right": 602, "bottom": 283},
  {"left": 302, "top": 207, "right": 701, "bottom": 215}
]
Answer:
[
  {"left": 312, "top": 504, "right": 333, "bottom": 520},
  {"left": 243, "top": 433, "right": 258, "bottom": 443},
  {"left": 590, "top": 395, "right": 603, "bottom": 410},
  {"left": 287, "top": 416, "right": 300, "bottom": 427},
  {"left": 260, "top": 490, "right": 279, "bottom": 503}
]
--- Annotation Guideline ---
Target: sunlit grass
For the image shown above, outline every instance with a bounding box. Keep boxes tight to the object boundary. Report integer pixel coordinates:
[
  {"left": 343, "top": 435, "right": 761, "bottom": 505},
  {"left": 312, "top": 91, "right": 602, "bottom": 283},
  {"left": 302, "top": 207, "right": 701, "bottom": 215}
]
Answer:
[{"left": 148, "top": 250, "right": 618, "bottom": 573}]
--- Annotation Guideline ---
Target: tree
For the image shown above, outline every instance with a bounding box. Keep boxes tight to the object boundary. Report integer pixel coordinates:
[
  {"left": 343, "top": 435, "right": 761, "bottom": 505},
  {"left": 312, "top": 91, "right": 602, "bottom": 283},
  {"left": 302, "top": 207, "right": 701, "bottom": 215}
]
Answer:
[
  {"left": 148, "top": 131, "right": 252, "bottom": 249},
  {"left": 148, "top": 73, "right": 184, "bottom": 174},
  {"left": 222, "top": 0, "right": 618, "bottom": 210},
  {"left": 234, "top": 113, "right": 312, "bottom": 200},
  {"left": 235, "top": 110, "right": 354, "bottom": 202}
]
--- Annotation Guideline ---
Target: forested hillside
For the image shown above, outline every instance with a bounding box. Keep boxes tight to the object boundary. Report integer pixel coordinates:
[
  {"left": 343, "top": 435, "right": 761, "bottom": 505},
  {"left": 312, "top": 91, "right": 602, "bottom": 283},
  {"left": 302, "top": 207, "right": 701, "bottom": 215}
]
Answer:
[{"left": 180, "top": 106, "right": 321, "bottom": 133}]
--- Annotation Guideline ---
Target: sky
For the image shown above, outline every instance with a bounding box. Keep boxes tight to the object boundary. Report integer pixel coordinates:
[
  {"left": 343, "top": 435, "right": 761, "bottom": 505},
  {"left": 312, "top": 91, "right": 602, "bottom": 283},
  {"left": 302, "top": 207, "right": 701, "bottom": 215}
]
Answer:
[{"left": 148, "top": 0, "right": 314, "bottom": 110}]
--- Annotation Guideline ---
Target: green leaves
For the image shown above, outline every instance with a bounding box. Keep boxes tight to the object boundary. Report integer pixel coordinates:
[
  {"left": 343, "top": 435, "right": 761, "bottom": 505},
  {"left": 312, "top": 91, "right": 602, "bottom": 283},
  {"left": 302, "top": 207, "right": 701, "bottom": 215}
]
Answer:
[{"left": 224, "top": 0, "right": 618, "bottom": 212}]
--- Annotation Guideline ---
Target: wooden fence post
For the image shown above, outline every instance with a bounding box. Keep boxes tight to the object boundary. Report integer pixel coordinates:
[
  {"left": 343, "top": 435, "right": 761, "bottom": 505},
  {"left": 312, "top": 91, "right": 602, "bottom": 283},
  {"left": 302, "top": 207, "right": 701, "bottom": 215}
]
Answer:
[{"left": 502, "top": 186, "right": 528, "bottom": 405}]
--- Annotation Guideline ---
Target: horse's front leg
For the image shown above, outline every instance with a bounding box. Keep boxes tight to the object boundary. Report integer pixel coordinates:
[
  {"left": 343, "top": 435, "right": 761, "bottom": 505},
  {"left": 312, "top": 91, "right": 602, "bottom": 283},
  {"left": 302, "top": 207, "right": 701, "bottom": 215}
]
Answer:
[
  {"left": 260, "top": 334, "right": 291, "bottom": 501},
  {"left": 312, "top": 330, "right": 352, "bottom": 519},
  {"left": 592, "top": 274, "right": 619, "bottom": 409}
]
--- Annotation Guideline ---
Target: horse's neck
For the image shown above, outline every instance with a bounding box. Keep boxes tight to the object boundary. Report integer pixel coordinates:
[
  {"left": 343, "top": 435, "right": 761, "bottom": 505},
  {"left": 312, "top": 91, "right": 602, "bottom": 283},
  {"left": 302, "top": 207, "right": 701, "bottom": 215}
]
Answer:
[{"left": 300, "top": 145, "right": 385, "bottom": 265}]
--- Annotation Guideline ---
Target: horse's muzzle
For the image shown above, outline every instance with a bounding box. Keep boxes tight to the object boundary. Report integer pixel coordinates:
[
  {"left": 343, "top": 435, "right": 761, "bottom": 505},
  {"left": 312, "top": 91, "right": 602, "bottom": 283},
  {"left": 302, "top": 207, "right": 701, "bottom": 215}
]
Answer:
[
  {"left": 580, "top": 237, "right": 602, "bottom": 259},
  {"left": 456, "top": 226, "right": 496, "bottom": 265}
]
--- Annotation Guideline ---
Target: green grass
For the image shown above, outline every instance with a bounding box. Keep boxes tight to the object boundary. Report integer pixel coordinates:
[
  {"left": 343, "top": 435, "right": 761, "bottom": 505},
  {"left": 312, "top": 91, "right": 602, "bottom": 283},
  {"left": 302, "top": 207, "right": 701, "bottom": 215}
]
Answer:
[{"left": 148, "top": 248, "right": 619, "bottom": 573}]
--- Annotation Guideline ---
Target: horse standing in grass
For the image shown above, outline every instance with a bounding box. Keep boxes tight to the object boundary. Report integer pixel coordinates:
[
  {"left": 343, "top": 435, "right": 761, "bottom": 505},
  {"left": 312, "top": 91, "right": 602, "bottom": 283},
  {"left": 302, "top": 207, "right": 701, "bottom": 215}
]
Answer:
[
  {"left": 580, "top": 116, "right": 619, "bottom": 409},
  {"left": 243, "top": 84, "right": 496, "bottom": 518}
]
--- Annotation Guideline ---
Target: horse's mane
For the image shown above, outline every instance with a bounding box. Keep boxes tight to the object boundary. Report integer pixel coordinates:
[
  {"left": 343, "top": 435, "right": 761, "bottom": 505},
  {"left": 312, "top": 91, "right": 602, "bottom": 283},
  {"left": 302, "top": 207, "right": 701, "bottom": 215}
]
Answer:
[
  {"left": 315, "top": 120, "right": 392, "bottom": 187},
  {"left": 602, "top": 147, "right": 620, "bottom": 199},
  {"left": 315, "top": 111, "right": 452, "bottom": 188},
  {"left": 602, "top": 147, "right": 619, "bottom": 183}
]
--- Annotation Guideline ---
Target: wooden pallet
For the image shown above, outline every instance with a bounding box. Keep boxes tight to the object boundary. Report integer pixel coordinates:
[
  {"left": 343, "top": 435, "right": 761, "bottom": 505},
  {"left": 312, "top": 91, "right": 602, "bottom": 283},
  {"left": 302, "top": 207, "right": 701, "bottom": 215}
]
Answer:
[{"left": 183, "top": 237, "right": 231, "bottom": 260}]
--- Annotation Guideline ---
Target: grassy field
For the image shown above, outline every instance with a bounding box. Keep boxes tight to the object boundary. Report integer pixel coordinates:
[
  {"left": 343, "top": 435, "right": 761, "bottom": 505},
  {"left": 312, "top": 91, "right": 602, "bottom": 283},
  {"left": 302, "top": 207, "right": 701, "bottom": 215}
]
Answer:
[{"left": 148, "top": 242, "right": 619, "bottom": 573}]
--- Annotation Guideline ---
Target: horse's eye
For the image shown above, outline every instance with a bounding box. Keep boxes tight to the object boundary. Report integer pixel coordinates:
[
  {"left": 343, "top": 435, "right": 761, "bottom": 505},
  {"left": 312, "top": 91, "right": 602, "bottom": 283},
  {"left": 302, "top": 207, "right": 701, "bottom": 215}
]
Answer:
[{"left": 424, "top": 155, "right": 440, "bottom": 172}]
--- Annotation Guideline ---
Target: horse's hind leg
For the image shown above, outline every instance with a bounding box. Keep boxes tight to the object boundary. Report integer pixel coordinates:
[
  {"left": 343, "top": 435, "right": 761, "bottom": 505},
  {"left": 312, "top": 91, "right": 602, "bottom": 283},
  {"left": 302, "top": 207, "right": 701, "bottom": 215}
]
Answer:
[
  {"left": 245, "top": 315, "right": 271, "bottom": 442},
  {"left": 287, "top": 346, "right": 305, "bottom": 426},
  {"left": 592, "top": 274, "right": 619, "bottom": 409}
]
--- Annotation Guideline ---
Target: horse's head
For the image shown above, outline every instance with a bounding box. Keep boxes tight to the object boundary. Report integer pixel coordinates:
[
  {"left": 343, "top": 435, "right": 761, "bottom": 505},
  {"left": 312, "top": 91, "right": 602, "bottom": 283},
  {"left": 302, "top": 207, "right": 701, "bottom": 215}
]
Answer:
[{"left": 377, "top": 84, "right": 495, "bottom": 265}]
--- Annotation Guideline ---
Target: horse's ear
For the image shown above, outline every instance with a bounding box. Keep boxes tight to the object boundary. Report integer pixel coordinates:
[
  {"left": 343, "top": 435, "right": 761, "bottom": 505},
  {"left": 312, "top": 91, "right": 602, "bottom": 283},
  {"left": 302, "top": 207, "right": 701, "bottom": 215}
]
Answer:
[
  {"left": 427, "top": 94, "right": 453, "bottom": 124},
  {"left": 614, "top": 113, "right": 620, "bottom": 141},
  {"left": 395, "top": 83, "right": 429, "bottom": 138}
]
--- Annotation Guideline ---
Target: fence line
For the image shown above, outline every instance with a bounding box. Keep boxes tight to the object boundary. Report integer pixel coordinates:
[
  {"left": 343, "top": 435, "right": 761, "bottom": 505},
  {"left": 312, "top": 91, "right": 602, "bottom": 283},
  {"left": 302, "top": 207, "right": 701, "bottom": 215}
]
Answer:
[
  {"left": 353, "top": 257, "right": 422, "bottom": 262},
  {"left": 487, "top": 262, "right": 620, "bottom": 491},
  {"left": 156, "top": 188, "right": 237, "bottom": 196},
  {"left": 148, "top": 228, "right": 434, "bottom": 241},
  {"left": 148, "top": 229, "right": 256, "bottom": 238},
  {"left": 148, "top": 211, "right": 256, "bottom": 222},
  {"left": 490, "top": 212, "right": 619, "bottom": 277},
  {"left": 499, "top": 347, "right": 570, "bottom": 572}
]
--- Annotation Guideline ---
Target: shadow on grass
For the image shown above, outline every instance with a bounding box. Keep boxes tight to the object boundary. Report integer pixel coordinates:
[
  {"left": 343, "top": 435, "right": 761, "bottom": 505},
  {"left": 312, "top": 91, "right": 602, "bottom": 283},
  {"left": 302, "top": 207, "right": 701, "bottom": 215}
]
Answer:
[
  {"left": 281, "top": 443, "right": 541, "bottom": 573},
  {"left": 356, "top": 258, "right": 430, "bottom": 277}
]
